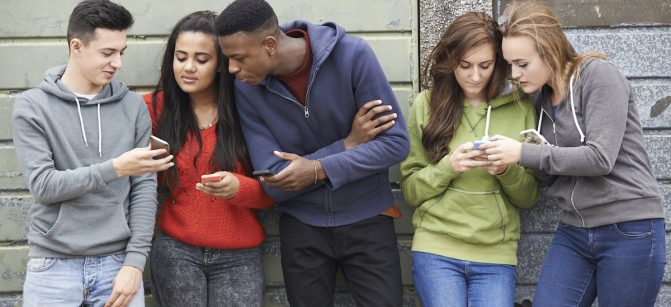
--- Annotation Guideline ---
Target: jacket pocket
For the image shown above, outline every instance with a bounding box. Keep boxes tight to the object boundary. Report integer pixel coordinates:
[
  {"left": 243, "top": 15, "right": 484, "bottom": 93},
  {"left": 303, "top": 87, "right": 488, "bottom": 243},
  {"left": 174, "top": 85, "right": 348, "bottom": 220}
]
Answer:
[
  {"left": 415, "top": 189, "right": 510, "bottom": 244},
  {"left": 38, "top": 200, "right": 132, "bottom": 255}
]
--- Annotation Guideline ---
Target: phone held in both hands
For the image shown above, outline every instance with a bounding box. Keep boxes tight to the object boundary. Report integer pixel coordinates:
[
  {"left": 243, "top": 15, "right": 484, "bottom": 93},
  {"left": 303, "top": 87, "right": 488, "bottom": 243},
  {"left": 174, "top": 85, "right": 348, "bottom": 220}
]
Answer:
[
  {"left": 150, "top": 135, "right": 170, "bottom": 159},
  {"left": 472, "top": 137, "right": 490, "bottom": 150},
  {"left": 520, "top": 129, "right": 549, "bottom": 145},
  {"left": 252, "top": 169, "right": 276, "bottom": 177}
]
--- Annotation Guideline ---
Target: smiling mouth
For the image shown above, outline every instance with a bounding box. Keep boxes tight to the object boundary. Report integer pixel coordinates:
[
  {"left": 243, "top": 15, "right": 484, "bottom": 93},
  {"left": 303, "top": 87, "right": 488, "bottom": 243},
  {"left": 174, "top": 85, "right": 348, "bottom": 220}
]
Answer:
[{"left": 181, "top": 76, "right": 198, "bottom": 83}]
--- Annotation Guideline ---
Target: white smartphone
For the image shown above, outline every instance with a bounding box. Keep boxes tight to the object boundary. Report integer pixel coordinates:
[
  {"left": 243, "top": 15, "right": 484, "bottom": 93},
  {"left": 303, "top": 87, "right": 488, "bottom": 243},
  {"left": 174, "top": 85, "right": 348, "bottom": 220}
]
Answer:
[{"left": 520, "top": 129, "right": 549, "bottom": 145}]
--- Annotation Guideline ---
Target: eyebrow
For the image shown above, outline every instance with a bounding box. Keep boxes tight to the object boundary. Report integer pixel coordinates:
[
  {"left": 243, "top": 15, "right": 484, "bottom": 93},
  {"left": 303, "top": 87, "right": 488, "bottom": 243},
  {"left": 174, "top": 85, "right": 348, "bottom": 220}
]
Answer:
[
  {"left": 175, "top": 50, "right": 212, "bottom": 57},
  {"left": 461, "top": 59, "right": 495, "bottom": 64},
  {"left": 100, "top": 46, "right": 127, "bottom": 52}
]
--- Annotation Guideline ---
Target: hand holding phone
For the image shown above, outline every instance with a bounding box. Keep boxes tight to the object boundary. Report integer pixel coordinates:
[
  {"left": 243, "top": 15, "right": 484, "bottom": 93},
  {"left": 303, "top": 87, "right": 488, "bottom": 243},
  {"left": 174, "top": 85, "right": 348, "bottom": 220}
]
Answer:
[
  {"left": 150, "top": 135, "right": 170, "bottom": 159},
  {"left": 201, "top": 174, "right": 223, "bottom": 183},
  {"left": 472, "top": 137, "right": 490, "bottom": 150},
  {"left": 252, "top": 169, "right": 276, "bottom": 177},
  {"left": 520, "top": 129, "right": 549, "bottom": 145}
]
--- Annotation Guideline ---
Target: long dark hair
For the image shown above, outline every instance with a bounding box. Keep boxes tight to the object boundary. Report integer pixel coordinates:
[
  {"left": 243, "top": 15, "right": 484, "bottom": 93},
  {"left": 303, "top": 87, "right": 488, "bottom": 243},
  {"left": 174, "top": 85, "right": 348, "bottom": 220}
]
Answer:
[
  {"left": 421, "top": 12, "right": 509, "bottom": 164},
  {"left": 151, "top": 11, "right": 251, "bottom": 189}
]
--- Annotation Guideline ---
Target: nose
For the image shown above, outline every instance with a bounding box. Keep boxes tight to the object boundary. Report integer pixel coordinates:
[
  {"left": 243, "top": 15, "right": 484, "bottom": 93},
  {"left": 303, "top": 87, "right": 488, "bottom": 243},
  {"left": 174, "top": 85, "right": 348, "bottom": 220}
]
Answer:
[
  {"left": 471, "top": 67, "right": 482, "bottom": 82},
  {"left": 185, "top": 59, "right": 196, "bottom": 72},
  {"left": 511, "top": 65, "right": 521, "bottom": 80},
  {"left": 110, "top": 53, "right": 122, "bottom": 69},
  {"left": 228, "top": 59, "right": 241, "bottom": 74}
]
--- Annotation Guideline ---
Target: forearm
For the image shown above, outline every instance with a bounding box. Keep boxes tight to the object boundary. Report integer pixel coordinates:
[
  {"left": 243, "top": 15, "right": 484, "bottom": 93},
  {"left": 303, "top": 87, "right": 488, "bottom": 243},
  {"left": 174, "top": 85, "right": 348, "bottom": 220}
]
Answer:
[
  {"left": 227, "top": 173, "right": 277, "bottom": 208},
  {"left": 496, "top": 164, "right": 540, "bottom": 208},
  {"left": 124, "top": 173, "right": 157, "bottom": 271},
  {"left": 401, "top": 154, "right": 460, "bottom": 206}
]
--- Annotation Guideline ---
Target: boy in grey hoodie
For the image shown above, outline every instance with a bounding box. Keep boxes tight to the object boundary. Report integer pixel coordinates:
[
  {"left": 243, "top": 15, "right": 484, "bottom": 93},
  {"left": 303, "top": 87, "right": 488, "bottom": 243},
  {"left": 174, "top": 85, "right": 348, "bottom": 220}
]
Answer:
[{"left": 12, "top": 1, "right": 173, "bottom": 306}]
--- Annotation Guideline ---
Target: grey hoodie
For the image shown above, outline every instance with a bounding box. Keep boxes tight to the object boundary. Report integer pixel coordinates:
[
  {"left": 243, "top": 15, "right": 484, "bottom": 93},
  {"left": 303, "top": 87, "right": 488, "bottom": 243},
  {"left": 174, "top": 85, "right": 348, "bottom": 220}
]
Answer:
[
  {"left": 520, "top": 58, "right": 663, "bottom": 228},
  {"left": 12, "top": 65, "right": 157, "bottom": 270}
]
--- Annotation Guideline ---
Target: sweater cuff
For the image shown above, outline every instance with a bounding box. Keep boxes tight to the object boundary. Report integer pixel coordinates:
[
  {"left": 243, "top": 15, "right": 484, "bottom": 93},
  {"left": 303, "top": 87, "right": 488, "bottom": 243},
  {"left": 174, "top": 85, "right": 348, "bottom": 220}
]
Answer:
[
  {"left": 496, "top": 163, "right": 524, "bottom": 187},
  {"left": 519, "top": 143, "right": 545, "bottom": 169},
  {"left": 98, "top": 160, "right": 119, "bottom": 183},
  {"left": 435, "top": 153, "right": 461, "bottom": 181},
  {"left": 123, "top": 251, "right": 147, "bottom": 272}
]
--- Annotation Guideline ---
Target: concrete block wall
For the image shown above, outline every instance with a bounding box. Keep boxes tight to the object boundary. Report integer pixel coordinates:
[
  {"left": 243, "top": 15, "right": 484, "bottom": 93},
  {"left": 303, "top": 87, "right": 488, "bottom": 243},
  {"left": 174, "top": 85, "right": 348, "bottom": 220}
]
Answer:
[{"left": 421, "top": 0, "right": 671, "bottom": 305}]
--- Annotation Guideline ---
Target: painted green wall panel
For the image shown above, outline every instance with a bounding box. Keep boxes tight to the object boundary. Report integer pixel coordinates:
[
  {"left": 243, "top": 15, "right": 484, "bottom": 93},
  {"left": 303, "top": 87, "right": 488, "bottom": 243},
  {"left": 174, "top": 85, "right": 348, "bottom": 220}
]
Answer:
[
  {"left": 0, "top": 0, "right": 412, "bottom": 38},
  {"left": 0, "top": 246, "right": 28, "bottom": 293},
  {"left": 0, "top": 37, "right": 412, "bottom": 90},
  {"left": 0, "top": 95, "right": 15, "bottom": 140}
]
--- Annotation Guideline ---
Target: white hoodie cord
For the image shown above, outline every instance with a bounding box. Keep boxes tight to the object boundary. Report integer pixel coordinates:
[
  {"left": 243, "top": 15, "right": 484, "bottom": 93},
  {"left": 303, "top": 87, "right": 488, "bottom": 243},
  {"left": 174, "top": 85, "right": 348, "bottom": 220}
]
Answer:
[
  {"left": 74, "top": 97, "right": 103, "bottom": 157},
  {"left": 97, "top": 103, "right": 102, "bottom": 157},
  {"left": 484, "top": 105, "right": 492, "bottom": 139},
  {"left": 569, "top": 75, "right": 586, "bottom": 143},
  {"left": 75, "top": 97, "right": 89, "bottom": 148}
]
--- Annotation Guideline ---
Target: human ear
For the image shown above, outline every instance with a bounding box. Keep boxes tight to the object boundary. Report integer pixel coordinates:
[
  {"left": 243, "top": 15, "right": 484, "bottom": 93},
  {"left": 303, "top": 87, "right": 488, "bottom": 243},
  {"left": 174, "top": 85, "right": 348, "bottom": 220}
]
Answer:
[
  {"left": 70, "top": 38, "right": 83, "bottom": 55},
  {"left": 263, "top": 36, "right": 277, "bottom": 56}
]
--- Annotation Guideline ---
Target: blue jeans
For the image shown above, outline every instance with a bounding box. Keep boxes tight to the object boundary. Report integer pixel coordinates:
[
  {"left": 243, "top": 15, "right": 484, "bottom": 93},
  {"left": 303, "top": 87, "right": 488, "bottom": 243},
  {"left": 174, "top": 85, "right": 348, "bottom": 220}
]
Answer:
[
  {"left": 150, "top": 232, "right": 264, "bottom": 307},
  {"left": 22, "top": 253, "right": 144, "bottom": 307},
  {"left": 412, "top": 252, "right": 516, "bottom": 307},
  {"left": 533, "top": 219, "right": 666, "bottom": 307}
]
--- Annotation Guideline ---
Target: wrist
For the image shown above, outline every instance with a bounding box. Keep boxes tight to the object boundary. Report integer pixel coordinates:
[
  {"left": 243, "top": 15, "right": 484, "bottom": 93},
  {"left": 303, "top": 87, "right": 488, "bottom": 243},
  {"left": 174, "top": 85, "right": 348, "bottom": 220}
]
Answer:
[
  {"left": 343, "top": 137, "right": 355, "bottom": 150},
  {"left": 112, "top": 158, "right": 124, "bottom": 177},
  {"left": 314, "top": 160, "right": 327, "bottom": 181}
]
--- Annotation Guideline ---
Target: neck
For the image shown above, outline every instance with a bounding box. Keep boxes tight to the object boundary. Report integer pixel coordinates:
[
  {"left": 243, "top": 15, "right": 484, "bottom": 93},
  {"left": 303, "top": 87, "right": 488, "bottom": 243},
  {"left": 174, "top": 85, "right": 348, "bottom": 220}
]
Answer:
[
  {"left": 273, "top": 34, "right": 307, "bottom": 76},
  {"left": 550, "top": 88, "right": 561, "bottom": 106},
  {"left": 465, "top": 94, "right": 485, "bottom": 107},
  {"left": 60, "top": 64, "right": 102, "bottom": 94},
  {"left": 189, "top": 86, "right": 218, "bottom": 108}
]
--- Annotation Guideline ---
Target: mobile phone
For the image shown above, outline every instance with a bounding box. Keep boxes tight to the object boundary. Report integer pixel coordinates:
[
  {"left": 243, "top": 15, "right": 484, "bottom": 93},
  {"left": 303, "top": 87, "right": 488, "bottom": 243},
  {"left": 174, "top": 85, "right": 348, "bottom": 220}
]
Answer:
[
  {"left": 520, "top": 129, "right": 549, "bottom": 145},
  {"left": 201, "top": 174, "right": 223, "bottom": 183},
  {"left": 252, "top": 169, "right": 276, "bottom": 176},
  {"left": 472, "top": 137, "right": 490, "bottom": 150},
  {"left": 150, "top": 135, "right": 170, "bottom": 159}
]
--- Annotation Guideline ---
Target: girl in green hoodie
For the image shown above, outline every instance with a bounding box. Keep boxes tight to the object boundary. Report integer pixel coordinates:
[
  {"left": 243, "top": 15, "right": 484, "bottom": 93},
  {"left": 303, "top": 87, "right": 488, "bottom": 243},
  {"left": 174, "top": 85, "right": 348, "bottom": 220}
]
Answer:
[{"left": 400, "top": 12, "right": 540, "bottom": 307}]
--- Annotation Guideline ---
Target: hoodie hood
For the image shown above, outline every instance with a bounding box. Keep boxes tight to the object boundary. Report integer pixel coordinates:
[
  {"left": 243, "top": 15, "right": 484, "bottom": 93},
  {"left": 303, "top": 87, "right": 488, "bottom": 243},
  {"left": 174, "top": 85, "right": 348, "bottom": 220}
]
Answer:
[
  {"left": 37, "top": 64, "right": 130, "bottom": 157},
  {"left": 280, "top": 20, "right": 345, "bottom": 68}
]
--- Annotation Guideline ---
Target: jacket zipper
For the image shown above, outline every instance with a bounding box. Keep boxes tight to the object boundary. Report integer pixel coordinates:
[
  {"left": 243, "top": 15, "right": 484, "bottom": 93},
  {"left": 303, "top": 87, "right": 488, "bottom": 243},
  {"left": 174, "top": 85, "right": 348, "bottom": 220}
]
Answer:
[
  {"left": 542, "top": 105, "right": 585, "bottom": 226},
  {"left": 267, "top": 66, "right": 336, "bottom": 225}
]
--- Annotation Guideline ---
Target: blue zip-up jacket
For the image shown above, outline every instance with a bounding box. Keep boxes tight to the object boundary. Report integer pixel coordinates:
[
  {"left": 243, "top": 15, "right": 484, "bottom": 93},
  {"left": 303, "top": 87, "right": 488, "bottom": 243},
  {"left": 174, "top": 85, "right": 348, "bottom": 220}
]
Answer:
[{"left": 235, "top": 21, "right": 410, "bottom": 227}]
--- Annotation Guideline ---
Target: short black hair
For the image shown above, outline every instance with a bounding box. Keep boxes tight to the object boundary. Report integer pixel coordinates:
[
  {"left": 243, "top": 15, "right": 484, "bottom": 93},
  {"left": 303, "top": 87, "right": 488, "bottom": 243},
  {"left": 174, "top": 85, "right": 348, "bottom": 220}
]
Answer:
[
  {"left": 67, "top": 0, "right": 134, "bottom": 46},
  {"left": 215, "top": 0, "right": 279, "bottom": 37}
]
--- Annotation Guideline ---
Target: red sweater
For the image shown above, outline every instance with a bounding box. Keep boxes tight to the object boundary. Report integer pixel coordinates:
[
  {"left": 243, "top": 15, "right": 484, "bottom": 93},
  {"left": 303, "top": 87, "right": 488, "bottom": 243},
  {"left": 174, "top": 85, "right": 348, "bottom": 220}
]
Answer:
[{"left": 144, "top": 92, "right": 275, "bottom": 249}]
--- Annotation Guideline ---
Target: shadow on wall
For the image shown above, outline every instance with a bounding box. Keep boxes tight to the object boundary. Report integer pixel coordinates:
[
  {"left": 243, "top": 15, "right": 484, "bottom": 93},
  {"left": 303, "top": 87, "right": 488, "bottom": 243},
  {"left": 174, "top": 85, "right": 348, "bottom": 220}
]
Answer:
[{"left": 651, "top": 96, "right": 671, "bottom": 118}]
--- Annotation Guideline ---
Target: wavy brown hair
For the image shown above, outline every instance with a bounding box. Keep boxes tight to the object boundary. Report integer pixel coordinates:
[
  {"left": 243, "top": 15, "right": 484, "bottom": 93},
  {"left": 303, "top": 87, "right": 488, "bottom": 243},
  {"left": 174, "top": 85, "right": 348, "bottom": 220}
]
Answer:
[
  {"left": 500, "top": 0, "right": 605, "bottom": 102},
  {"left": 422, "top": 12, "right": 509, "bottom": 164}
]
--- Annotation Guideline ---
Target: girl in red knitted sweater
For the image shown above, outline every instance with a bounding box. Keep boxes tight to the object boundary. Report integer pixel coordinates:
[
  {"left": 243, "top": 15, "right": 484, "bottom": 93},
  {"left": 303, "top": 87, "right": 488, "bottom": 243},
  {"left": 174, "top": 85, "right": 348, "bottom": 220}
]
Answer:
[{"left": 144, "top": 11, "right": 275, "bottom": 306}]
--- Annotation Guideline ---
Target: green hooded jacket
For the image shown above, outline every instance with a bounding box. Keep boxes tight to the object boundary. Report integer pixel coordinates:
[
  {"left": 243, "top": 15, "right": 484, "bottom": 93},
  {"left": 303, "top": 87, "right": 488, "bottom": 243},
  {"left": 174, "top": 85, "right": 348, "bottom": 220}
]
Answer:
[{"left": 400, "top": 90, "right": 540, "bottom": 265}]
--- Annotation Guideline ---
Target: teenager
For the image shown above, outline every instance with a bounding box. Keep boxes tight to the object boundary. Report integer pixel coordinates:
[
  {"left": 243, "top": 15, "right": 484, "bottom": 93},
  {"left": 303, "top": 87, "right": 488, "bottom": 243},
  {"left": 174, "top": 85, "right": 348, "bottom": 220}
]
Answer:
[
  {"left": 144, "top": 11, "right": 275, "bottom": 307},
  {"left": 400, "top": 12, "right": 539, "bottom": 307},
  {"left": 484, "top": 1, "right": 666, "bottom": 306},
  {"left": 214, "top": 0, "right": 410, "bottom": 305},
  {"left": 13, "top": 1, "right": 173, "bottom": 306}
]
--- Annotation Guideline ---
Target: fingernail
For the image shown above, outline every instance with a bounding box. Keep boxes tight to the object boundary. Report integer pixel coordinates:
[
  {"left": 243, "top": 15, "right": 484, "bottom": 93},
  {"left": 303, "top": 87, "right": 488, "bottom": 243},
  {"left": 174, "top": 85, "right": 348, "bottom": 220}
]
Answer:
[
  {"left": 388, "top": 105, "right": 393, "bottom": 110},
  {"left": 391, "top": 120, "right": 395, "bottom": 125},
  {"left": 393, "top": 113, "right": 397, "bottom": 118}
]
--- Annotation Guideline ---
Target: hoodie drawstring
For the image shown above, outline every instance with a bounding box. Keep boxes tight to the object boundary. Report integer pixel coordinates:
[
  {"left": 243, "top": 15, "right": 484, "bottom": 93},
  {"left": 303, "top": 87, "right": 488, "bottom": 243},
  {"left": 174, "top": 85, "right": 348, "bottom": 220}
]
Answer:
[
  {"left": 97, "top": 103, "right": 102, "bottom": 157},
  {"left": 74, "top": 97, "right": 103, "bottom": 157},
  {"left": 536, "top": 76, "right": 586, "bottom": 144},
  {"left": 484, "top": 105, "right": 492, "bottom": 139},
  {"left": 569, "top": 75, "right": 586, "bottom": 143}
]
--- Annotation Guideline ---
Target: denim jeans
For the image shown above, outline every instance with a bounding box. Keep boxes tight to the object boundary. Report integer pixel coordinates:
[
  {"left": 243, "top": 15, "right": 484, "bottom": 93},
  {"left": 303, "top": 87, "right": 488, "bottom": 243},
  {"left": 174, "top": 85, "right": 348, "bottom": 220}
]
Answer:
[
  {"left": 150, "top": 232, "right": 264, "bottom": 307},
  {"left": 22, "top": 253, "right": 144, "bottom": 307},
  {"left": 533, "top": 219, "right": 666, "bottom": 307},
  {"left": 412, "top": 251, "right": 516, "bottom": 307}
]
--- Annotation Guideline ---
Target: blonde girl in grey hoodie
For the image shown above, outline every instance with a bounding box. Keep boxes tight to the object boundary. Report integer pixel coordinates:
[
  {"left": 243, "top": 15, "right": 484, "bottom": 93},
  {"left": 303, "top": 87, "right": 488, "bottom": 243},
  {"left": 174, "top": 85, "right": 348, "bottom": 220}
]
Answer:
[{"left": 483, "top": 1, "right": 665, "bottom": 307}]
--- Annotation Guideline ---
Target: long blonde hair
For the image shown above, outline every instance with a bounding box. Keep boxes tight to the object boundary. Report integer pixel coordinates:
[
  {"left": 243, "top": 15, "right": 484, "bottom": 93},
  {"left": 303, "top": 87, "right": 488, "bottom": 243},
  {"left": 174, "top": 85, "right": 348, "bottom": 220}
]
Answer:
[{"left": 500, "top": 0, "right": 605, "bottom": 102}]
